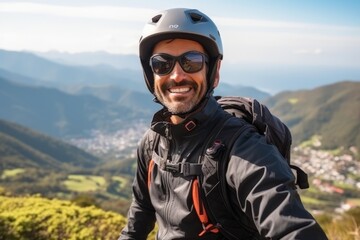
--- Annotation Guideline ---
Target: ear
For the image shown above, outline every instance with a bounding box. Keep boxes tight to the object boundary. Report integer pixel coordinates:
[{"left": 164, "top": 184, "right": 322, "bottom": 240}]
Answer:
[{"left": 212, "top": 60, "right": 221, "bottom": 88}]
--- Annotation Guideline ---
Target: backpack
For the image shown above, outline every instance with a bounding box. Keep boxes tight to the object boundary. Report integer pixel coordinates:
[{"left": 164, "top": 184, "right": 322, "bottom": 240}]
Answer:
[
  {"left": 216, "top": 96, "right": 309, "bottom": 189},
  {"left": 147, "top": 96, "right": 309, "bottom": 239}
]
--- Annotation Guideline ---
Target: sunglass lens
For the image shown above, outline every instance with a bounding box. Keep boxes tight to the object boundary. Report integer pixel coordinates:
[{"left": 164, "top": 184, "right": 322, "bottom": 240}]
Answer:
[
  {"left": 150, "top": 52, "right": 206, "bottom": 75},
  {"left": 151, "top": 55, "right": 174, "bottom": 75},
  {"left": 180, "top": 52, "right": 204, "bottom": 73}
]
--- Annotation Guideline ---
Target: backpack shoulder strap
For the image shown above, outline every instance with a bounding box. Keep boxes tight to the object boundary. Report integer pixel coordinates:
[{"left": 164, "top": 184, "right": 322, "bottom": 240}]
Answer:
[
  {"left": 216, "top": 96, "right": 291, "bottom": 160},
  {"left": 196, "top": 117, "right": 260, "bottom": 239},
  {"left": 146, "top": 132, "right": 160, "bottom": 190},
  {"left": 195, "top": 96, "right": 310, "bottom": 238}
]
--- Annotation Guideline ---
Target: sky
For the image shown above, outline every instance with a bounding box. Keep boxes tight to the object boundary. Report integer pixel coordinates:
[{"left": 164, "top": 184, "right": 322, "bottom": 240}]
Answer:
[{"left": 0, "top": 0, "right": 360, "bottom": 93}]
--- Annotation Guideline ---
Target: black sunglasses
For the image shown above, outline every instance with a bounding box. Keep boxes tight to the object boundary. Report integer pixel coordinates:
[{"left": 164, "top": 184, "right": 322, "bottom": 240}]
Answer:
[{"left": 149, "top": 51, "right": 208, "bottom": 76}]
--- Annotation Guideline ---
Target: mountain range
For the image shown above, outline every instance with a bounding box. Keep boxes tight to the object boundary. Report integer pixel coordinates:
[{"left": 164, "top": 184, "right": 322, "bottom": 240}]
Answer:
[
  {"left": 0, "top": 49, "right": 270, "bottom": 137},
  {"left": 0, "top": 79, "right": 358, "bottom": 210},
  {"left": 0, "top": 49, "right": 270, "bottom": 98},
  {"left": 0, "top": 49, "right": 359, "bottom": 152},
  {"left": 0, "top": 48, "right": 359, "bottom": 216},
  {"left": 0, "top": 76, "right": 153, "bottom": 138},
  {"left": 0, "top": 49, "right": 145, "bottom": 93}
]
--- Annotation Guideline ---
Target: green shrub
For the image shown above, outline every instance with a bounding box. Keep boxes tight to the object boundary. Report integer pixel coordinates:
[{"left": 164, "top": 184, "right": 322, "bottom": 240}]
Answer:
[{"left": 0, "top": 195, "right": 127, "bottom": 240}]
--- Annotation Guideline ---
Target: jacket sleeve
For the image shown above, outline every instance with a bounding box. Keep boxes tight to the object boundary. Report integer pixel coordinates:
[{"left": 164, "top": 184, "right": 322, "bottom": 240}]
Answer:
[
  {"left": 226, "top": 132, "right": 328, "bottom": 239},
  {"left": 118, "top": 131, "right": 156, "bottom": 240}
]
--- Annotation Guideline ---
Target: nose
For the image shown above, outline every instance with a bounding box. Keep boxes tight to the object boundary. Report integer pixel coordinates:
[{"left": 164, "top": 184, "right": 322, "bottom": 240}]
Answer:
[{"left": 169, "top": 62, "right": 186, "bottom": 82}]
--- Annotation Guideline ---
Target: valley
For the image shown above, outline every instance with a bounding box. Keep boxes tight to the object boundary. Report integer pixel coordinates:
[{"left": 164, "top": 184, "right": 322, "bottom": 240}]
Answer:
[
  {"left": 0, "top": 48, "right": 359, "bottom": 239},
  {"left": 2, "top": 118, "right": 358, "bottom": 216},
  {"left": 66, "top": 122, "right": 360, "bottom": 214}
]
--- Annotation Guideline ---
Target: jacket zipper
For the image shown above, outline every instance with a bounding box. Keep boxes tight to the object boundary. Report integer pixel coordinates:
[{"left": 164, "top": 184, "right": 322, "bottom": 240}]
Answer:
[{"left": 163, "top": 124, "right": 174, "bottom": 236}]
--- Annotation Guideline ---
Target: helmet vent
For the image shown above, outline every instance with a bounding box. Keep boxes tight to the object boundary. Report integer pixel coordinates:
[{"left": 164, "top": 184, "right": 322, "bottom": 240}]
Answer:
[
  {"left": 152, "top": 14, "right": 162, "bottom": 23},
  {"left": 189, "top": 12, "right": 208, "bottom": 23}
]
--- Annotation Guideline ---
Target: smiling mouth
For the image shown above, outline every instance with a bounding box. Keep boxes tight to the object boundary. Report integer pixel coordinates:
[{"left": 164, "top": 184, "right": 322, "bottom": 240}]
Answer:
[{"left": 168, "top": 87, "right": 191, "bottom": 93}]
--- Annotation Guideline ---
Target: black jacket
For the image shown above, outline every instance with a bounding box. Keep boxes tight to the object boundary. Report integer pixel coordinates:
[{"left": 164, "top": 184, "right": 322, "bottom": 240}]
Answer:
[{"left": 119, "top": 96, "right": 328, "bottom": 240}]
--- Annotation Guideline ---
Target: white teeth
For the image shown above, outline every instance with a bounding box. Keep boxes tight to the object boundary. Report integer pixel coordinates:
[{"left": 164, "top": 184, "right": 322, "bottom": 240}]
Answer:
[{"left": 169, "top": 87, "right": 190, "bottom": 93}]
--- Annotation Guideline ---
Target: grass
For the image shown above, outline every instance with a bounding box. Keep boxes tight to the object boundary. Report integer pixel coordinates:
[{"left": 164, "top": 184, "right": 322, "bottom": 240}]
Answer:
[
  {"left": 288, "top": 98, "right": 299, "bottom": 105},
  {"left": 301, "top": 195, "right": 329, "bottom": 205},
  {"left": 299, "top": 135, "right": 322, "bottom": 148},
  {"left": 112, "top": 176, "right": 129, "bottom": 189},
  {"left": 1, "top": 168, "right": 25, "bottom": 179},
  {"left": 63, "top": 175, "right": 106, "bottom": 192}
]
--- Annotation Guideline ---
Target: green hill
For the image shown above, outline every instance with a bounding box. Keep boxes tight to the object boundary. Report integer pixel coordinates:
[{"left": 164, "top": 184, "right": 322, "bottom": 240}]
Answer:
[
  {"left": 0, "top": 118, "right": 99, "bottom": 170},
  {"left": 0, "top": 118, "right": 134, "bottom": 215},
  {"left": 265, "top": 81, "right": 360, "bottom": 151}
]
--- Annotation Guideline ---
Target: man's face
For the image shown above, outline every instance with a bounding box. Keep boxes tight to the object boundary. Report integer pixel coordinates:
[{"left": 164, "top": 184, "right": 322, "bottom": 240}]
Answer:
[{"left": 151, "top": 39, "right": 208, "bottom": 115}]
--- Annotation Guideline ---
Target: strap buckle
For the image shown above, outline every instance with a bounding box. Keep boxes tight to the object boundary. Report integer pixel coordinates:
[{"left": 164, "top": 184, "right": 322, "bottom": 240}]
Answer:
[
  {"left": 181, "top": 162, "right": 202, "bottom": 176},
  {"left": 164, "top": 162, "right": 202, "bottom": 176},
  {"left": 165, "top": 162, "right": 180, "bottom": 173}
]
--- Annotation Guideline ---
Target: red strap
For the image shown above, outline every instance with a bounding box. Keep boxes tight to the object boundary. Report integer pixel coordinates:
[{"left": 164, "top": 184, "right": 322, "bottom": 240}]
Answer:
[
  {"left": 148, "top": 162, "right": 219, "bottom": 236},
  {"left": 192, "top": 178, "right": 219, "bottom": 236},
  {"left": 147, "top": 159, "right": 155, "bottom": 190}
]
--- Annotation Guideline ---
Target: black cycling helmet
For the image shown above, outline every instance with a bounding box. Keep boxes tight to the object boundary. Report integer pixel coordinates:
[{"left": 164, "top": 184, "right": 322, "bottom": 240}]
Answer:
[{"left": 139, "top": 8, "right": 223, "bottom": 96}]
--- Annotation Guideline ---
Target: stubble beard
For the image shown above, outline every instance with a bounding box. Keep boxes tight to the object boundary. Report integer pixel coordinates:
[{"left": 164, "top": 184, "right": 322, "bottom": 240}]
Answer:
[{"left": 154, "top": 80, "right": 203, "bottom": 115}]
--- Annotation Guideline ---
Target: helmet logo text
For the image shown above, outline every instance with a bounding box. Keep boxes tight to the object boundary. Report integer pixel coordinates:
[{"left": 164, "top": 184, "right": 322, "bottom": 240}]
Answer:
[{"left": 169, "top": 24, "right": 179, "bottom": 29}]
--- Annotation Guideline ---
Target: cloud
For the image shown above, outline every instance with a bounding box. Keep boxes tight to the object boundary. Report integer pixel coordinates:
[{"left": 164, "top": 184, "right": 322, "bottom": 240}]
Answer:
[
  {"left": 0, "top": 2, "right": 153, "bottom": 53},
  {"left": 0, "top": 2, "right": 155, "bottom": 22},
  {"left": 1, "top": 2, "right": 359, "bottom": 67},
  {"left": 293, "top": 49, "right": 323, "bottom": 55}
]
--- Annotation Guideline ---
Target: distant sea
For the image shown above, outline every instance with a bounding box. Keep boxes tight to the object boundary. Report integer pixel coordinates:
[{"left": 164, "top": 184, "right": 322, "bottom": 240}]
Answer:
[{"left": 221, "top": 64, "right": 360, "bottom": 94}]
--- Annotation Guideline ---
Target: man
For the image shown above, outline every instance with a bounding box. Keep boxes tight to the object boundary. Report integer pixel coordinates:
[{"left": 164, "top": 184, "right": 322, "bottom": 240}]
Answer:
[{"left": 119, "top": 8, "right": 328, "bottom": 239}]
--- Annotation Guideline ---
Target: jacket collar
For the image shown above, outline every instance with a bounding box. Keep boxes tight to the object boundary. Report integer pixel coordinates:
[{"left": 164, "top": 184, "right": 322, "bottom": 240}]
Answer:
[{"left": 151, "top": 96, "right": 221, "bottom": 137}]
